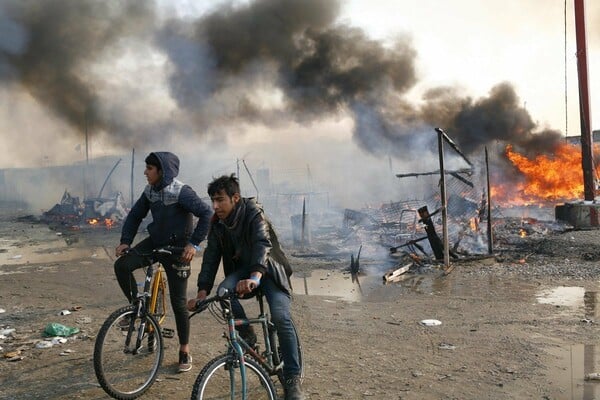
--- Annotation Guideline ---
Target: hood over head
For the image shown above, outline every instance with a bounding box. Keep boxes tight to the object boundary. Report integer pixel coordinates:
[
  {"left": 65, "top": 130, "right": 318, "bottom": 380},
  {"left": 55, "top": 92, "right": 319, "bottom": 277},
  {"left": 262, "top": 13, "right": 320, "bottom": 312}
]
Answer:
[{"left": 150, "top": 151, "right": 179, "bottom": 189}]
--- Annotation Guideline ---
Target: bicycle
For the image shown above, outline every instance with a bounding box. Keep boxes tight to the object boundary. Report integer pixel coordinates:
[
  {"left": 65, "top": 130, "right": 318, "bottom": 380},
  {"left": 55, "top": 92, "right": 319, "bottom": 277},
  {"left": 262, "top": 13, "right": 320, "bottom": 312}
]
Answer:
[
  {"left": 93, "top": 246, "right": 182, "bottom": 400},
  {"left": 189, "top": 286, "right": 304, "bottom": 400}
]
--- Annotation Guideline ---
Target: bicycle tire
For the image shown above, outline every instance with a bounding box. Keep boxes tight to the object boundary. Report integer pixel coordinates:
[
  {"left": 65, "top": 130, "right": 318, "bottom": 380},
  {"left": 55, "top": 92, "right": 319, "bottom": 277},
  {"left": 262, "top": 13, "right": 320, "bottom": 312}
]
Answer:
[
  {"left": 270, "top": 318, "right": 304, "bottom": 385},
  {"left": 94, "top": 305, "right": 164, "bottom": 400},
  {"left": 190, "top": 353, "right": 277, "bottom": 400}
]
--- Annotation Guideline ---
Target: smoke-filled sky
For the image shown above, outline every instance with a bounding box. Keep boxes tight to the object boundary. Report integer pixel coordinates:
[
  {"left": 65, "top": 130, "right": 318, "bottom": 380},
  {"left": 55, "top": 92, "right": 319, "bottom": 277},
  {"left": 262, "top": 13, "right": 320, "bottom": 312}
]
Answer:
[{"left": 0, "top": 0, "right": 599, "bottom": 208}]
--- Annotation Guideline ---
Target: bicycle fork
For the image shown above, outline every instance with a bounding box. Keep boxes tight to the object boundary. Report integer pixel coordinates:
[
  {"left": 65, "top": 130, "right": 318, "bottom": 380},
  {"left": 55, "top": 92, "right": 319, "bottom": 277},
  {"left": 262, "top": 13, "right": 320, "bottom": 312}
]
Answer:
[{"left": 124, "top": 300, "right": 148, "bottom": 355}]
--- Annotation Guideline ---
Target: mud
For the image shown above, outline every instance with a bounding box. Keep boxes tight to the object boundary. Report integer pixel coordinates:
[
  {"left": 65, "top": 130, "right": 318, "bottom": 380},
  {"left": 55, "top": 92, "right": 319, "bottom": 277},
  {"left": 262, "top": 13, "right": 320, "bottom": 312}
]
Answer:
[{"left": 1, "top": 210, "right": 600, "bottom": 400}]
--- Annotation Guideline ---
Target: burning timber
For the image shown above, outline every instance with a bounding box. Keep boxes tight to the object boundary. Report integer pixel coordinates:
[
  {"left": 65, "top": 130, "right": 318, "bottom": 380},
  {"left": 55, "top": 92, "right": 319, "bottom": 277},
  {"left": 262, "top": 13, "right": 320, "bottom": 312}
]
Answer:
[{"left": 41, "top": 189, "right": 127, "bottom": 229}]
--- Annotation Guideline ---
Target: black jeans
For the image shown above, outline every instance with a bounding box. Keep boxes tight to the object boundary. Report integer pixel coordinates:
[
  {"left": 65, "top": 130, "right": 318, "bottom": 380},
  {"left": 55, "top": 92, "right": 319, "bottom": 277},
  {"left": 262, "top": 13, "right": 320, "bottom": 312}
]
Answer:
[{"left": 113, "top": 237, "right": 190, "bottom": 345}]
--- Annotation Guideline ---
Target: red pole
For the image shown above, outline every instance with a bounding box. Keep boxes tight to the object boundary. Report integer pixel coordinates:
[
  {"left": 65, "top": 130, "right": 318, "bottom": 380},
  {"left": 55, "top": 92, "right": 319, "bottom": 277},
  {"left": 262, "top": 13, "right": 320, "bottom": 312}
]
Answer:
[{"left": 574, "top": 0, "right": 595, "bottom": 200}]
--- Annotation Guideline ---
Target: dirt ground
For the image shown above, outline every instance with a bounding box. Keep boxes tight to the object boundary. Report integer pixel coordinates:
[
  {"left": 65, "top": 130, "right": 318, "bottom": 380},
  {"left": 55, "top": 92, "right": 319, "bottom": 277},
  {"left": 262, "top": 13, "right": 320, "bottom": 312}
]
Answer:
[{"left": 2, "top": 208, "right": 600, "bottom": 400}]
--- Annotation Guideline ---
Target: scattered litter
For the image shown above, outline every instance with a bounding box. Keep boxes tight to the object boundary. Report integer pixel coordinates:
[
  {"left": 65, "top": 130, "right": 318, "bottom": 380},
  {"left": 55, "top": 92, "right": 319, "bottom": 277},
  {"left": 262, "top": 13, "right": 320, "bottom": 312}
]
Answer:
[
  {"left": 581, "top": 318, "right": 594, "bottom": 324},
  {"left": 59, "top": 310, "right": 72, "bottom": 316},
  {"left": 438, "top": 343, "right": 456, "bottom": 350},
  {"left": 76, "top": 316, "right": 92, "bottom": 324},
  {"left": 44, "top": 322, "right": 79, "bottom": 337},
  {"left": 51, "top": 337, "right": 68, "bottom": 345},
  {"left": 70, "top": 306, "right": 82, "bottom": 312},
  {"left": 56, "top": 232, "right": 63, "bottom": 236},
  {"left": 4, "top": 350, "right": 21, "bottom": 358},
  {"left": 6, "top": 355, "right": 23, "bottom": 362},
  {"left": 585, "top": 372, "right": 600, "bottom": 381},
  {"left": 60, "top": 349, "right": 74, "bottom": 356},
  {"left": 420, "top": 319, "right": 442, "bottom": 326},
  {"left": 35, "top": 340, "right": 54, "bottom": 349},
  {"left": 0, "top": 308, "right": 5, "bottom": 313},
  {"left": 9, "top": 255, "right": 22, "bottom": 260},
  {"left": 0, "top": 328, "right": 16, "bottom": 336},
  {"left": 91, "top": 253, "right": 98, "bottom": 258}
]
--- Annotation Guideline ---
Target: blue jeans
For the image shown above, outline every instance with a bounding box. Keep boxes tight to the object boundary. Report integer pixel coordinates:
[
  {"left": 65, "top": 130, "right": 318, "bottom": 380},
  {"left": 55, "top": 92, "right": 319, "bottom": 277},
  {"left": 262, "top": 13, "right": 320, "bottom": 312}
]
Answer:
[{"left": 218, "top": 270, "right": 301, "bottom": 378}]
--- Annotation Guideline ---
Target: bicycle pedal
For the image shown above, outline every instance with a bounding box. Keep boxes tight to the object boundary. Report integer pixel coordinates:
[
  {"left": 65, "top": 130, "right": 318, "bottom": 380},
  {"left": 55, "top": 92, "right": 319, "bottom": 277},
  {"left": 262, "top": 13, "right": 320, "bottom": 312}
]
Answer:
[{"left": 162, "top": 327, "right": 175, "bottom": 338}]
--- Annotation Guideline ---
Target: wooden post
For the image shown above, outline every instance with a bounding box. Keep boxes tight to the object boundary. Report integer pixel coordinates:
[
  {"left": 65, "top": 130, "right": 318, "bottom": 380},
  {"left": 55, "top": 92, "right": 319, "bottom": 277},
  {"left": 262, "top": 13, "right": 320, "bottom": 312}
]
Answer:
[
  {"left": 417, "top": 206, "right": 444, "bottom": 260},
  {"left": 301, "top": 197, "right": 306, "bottom": 248},
  {"left": 130, "top": 148, "right": 135, "bottom": 208},
  {"left": 435, "top": 128, "right": 450, "bottom": 268},
  {"left": 485, "top": 147, "right": 494, "bottom": 254},
  {"left": 574, "top": 0, "right": 595, "bottom": 200}
]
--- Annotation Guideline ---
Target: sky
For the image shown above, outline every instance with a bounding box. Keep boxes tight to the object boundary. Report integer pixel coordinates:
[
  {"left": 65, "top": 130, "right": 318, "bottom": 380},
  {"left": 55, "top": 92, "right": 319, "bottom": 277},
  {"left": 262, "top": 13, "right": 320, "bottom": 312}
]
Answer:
[{"left": 0, "top": 0, "right": 599, "bottom": 209}]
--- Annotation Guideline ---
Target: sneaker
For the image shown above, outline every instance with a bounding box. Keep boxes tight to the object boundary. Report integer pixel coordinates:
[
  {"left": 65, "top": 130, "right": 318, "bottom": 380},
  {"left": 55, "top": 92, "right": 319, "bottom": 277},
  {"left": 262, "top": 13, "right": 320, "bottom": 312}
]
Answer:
[
  {"left": 178, "top": 351, "right": 192, "bottom": 373},
  {"left": 283, "top": 375, "right": 304, "bottom": 400}
]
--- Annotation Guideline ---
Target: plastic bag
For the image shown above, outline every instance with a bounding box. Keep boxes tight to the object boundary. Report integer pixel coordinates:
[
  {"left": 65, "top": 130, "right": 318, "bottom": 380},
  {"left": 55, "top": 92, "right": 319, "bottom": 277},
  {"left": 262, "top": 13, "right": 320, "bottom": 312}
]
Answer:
[{"left": 43, "top": 322, "right": 79, "bottom": 337}]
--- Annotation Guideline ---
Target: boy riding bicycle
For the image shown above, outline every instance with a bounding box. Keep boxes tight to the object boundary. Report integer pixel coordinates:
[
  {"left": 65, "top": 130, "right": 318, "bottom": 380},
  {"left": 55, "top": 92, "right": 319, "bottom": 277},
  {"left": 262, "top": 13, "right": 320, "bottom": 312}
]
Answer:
[
  {"left": 187, "top": 174, "right": 305, "bottom": 400},
  {"left": 115, "top": 151, "right": 212, "bottom": 372}
]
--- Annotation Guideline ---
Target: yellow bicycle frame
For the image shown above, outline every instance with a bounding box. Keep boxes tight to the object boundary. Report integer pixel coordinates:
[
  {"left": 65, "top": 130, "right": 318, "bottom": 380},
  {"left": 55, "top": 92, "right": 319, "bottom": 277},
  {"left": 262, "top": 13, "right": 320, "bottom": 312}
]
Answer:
[{"left": 148, "top": 265, "right": 167, "bottom": 325}]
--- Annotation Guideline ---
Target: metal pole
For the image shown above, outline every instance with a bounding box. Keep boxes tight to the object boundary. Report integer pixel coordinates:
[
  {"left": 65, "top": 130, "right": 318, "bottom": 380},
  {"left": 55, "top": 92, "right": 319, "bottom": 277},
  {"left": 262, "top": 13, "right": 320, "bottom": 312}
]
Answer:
[
  {"left": 301, "top": 197, "right": 306, "bottom": 248},
  {"left": 84, "top": 111, "right": 89, "bottom": 199},
  {"left": 574, "top": 0, "right": 595, "bottom": 200},
  {"left": 485, "top": 147, "right": 494, "bottom": 254},
  {"left": 98, "top": 159, "right": 122, "bottom": 198},
  {"left": 436, "top": 128, "right": 450, "bottom": 267},
  {"left": 130, "top": 148, "right": 135, "bottom": 208}
]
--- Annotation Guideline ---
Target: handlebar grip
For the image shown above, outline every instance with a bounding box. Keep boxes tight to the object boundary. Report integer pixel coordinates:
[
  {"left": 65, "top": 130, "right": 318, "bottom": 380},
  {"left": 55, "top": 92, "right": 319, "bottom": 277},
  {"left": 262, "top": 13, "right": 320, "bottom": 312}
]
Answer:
[{"left": 194, "top": 298, "right": 210, "bottom": 312}]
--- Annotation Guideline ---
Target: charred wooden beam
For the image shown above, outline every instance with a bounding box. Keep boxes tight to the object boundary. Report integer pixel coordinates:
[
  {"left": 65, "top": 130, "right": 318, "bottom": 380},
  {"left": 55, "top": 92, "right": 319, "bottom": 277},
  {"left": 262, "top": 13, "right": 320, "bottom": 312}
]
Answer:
[{"left": 418, "top": 205, "right": 458, "bottom": 261}]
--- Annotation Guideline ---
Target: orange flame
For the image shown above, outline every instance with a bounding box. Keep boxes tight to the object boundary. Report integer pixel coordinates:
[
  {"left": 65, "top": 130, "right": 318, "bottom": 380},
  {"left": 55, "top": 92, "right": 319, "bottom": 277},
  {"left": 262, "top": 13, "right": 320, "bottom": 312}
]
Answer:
[
  {"left": 492, "top": 143, "right": 598, "bottom": 206},
  {"left": 87, "top": 218, "right": 115, "bottom": 229}
]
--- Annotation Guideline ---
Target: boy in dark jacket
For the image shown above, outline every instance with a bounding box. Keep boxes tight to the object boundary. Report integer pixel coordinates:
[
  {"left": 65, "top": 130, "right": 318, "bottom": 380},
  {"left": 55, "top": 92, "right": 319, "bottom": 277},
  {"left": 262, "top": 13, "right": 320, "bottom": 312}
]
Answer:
[
  {"left": 187, "top": 174, "right": 304, "bottom": 400},
  {"left": 114, "top": 151, "right": 212, "bottom": 372}
]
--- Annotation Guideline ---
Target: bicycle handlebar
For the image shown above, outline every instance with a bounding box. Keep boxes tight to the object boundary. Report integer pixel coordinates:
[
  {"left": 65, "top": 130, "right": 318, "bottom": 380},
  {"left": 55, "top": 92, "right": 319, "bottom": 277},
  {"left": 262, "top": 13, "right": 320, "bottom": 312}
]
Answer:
[{"left": 189, "top": 288, "right": 238, "bottom": 317}]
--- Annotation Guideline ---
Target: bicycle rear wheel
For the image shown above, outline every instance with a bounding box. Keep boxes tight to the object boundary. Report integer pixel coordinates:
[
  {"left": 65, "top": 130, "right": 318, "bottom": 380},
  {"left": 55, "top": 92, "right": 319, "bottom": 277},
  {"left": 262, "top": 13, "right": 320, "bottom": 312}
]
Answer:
[
  {"left": 190, "top": 354, "right": 276, "bottom": 400},
  {"left": 94, "top": 305, "right": 164, "bottom": 400}
]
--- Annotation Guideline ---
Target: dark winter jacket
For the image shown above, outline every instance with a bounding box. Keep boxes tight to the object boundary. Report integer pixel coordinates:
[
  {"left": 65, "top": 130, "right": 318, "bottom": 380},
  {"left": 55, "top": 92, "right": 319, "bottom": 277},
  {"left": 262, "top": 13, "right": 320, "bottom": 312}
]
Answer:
[
  {"left": 197, "top": 198, "right": 292, "bottom": 295},
  {"left": 120, "top": 152, "right": 212, "bottom": 248}
]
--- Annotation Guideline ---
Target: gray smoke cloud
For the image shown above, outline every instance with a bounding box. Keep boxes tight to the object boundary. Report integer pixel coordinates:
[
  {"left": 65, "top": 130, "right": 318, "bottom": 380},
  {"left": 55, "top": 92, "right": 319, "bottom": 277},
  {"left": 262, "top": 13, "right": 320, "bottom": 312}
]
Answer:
[
  {"left": 0, "top": 0, "right": 567, "bottom": 164},
  {"left": 0, "top": 0, "right": 155, "bottom": 136},
  {"left": 157, "top": 0, "right": 563, "bottom": 160}
]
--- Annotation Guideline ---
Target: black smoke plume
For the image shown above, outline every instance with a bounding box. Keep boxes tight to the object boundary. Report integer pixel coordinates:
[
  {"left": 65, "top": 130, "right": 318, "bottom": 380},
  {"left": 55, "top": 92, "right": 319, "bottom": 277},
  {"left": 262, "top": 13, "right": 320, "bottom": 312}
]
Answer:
[{"left": 0, "top": 0, "right": 564, "bottom": 161}]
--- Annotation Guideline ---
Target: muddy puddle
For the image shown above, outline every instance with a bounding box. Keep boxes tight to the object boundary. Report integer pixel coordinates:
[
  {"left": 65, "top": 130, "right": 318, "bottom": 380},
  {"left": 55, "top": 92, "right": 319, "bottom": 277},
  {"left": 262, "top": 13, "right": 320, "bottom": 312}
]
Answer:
[
  {"left": 291, "top": 264, "right": 540, "bottom": 303},
  {"left": 0, "top": 233, "right": 110, "bottom": 269},
  {"left": 538, "top": 286, "right": 600, "bottom": 399},
  {"left": 546, "top": 343, "right": 600, "bottom": 400},
  {"left": 293, "top": 266, "right": 600, "bottom": 399}
]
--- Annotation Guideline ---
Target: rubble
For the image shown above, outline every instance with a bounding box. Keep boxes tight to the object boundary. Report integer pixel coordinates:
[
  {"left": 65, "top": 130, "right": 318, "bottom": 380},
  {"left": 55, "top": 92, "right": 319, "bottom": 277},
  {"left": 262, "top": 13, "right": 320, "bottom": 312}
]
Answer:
[{"left": 41, "top": 190, "right": 127, "bottom": 229}]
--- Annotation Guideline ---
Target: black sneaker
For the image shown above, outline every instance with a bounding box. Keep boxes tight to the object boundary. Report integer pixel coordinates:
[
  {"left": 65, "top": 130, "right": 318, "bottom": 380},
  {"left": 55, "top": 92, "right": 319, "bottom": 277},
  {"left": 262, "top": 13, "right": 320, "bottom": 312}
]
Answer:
[
  {"left": 178, "top": 351, "right": 192, "bottom": 373},
  {"left": 283, "top": 376, "right": 304, "bottom": 400}
]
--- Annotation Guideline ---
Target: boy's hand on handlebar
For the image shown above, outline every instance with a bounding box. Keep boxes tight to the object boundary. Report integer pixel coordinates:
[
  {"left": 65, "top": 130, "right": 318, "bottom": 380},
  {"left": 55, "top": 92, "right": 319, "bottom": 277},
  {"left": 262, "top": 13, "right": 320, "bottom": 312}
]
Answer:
[
  {"left": 181, "top": 244, "right": 196, "bottom": 264},
  {"left": 115, "top": 244, "right": 130, "bottom": 257},
  {"left": 187, "top": 290, "right": 207, "bottom": 311},
  {"left": 236, "top": 278, "right": 258, "bottom": 295}
]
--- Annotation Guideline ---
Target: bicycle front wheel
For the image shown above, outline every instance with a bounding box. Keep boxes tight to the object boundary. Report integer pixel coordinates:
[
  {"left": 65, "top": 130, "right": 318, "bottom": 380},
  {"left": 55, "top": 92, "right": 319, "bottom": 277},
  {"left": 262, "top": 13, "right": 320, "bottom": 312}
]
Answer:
[
  {"left": 94, "top": 305, "right": 164, "bottom": 400},
  {"left": 191, "top": 354, "right": 277, "bottom": 400}
]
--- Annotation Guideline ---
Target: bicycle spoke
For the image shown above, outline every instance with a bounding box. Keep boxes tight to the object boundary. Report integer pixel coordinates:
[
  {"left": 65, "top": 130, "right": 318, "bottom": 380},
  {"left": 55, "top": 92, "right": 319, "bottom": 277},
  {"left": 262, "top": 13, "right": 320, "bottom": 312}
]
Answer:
[
  {"left": 192, "top": 355, "right": 276, "bottom": 400},
  {"left": 94, "top": 307, "right": 164, "bottom": 399}
]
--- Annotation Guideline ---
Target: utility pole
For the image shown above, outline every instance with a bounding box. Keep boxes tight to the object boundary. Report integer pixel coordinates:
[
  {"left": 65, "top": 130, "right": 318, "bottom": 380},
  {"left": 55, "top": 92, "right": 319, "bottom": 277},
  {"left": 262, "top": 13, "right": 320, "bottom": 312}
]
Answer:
[{"left": 574, "top": 0, "right": 595, "bottom": 200}]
